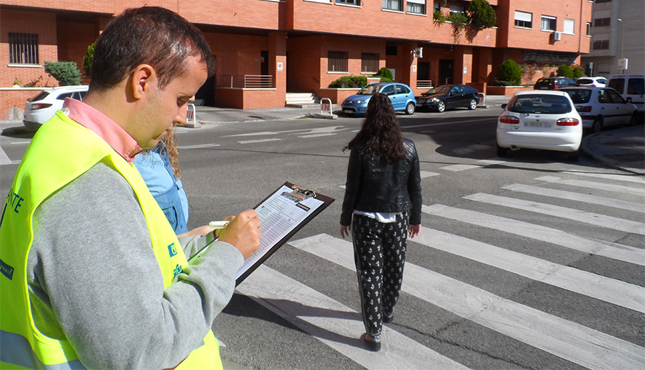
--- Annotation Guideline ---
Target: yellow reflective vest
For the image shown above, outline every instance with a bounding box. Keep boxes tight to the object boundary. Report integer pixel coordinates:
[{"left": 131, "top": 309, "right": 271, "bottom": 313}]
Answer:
[{"left": 0, "top": 111, "right": 222, "bottom": 369}]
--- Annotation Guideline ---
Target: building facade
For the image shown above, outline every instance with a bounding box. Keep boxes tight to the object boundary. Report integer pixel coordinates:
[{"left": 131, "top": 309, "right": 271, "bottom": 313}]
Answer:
[
  {"left": 580, "top": 0, "right": 645, "bottom": 77},
  {"left": 1, "top": 0, "right": 592, "bottom": 118}
]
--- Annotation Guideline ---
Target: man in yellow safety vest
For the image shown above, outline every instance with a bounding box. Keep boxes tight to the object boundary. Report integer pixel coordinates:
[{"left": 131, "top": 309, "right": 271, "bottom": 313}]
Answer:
[{"left": 0, "top": 7, "right": 261, "bottom": 369}]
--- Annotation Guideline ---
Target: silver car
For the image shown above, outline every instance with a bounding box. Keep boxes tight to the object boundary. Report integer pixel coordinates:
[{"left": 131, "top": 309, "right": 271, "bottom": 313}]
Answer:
[{"left": 560, "top": 87, "right": 638, "bottom": 133}]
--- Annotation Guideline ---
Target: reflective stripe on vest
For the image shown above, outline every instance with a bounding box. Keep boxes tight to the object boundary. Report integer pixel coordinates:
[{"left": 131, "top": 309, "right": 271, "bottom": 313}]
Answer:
[{"left": 0, "top": 111, "right": 221, "bottom": 369}]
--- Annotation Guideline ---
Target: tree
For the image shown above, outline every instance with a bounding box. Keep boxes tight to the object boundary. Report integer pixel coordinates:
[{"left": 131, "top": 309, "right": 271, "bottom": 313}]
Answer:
[
  {"left": 497, "top": 59, "right": 522, "bottom": 86},
  {"left": 83, "top": 41, "right": 96, "bottom": 77},
  {"left": 557, "top": 64, "right": 574, "bottom": 78},
  {"left": 44, "top": 61, "right": 82, "bottom": 86},
  {"left": 468, "top": 0, "right": 497, "bottom": 30}
]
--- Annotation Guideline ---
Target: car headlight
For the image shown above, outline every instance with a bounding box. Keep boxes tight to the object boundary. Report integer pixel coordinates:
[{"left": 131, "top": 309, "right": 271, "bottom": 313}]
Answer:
[
  {"left": 431, "top": 98, "right": 439, "bottom": 102},
  {"left": 356, "top": 100, "right": 364, "bottom": 104}
]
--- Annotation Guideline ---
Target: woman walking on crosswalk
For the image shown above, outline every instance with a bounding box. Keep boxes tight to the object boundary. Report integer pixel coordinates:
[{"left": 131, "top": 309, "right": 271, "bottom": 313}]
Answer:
[{"left": 340, "top": 92, "right": 422, "bottom": 352}]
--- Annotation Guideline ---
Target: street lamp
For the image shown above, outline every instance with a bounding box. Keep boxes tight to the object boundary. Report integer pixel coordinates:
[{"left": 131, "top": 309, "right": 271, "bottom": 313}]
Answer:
[{"left": 617, "top": 18, "right": 624, "bottom": 74}]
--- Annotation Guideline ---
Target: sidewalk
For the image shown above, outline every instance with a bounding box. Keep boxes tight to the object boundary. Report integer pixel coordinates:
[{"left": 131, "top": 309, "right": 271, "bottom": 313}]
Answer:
[{"left": 581, "top": 124, "right": 645, "bottom": 175}]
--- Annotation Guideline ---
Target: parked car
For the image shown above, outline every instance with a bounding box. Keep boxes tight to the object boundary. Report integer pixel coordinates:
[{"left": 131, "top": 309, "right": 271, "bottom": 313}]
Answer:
[
  {"left": 576, "top": 76, "right": 607, "bottom": 87},
  {"left": 341, "top": 82, "right": 416, "bottom": 115},
  {"left": 560, "top": 87, "right": 638, "bottom": 133},
  {"left": 415, "top": 84, "right": 480, "bottom": 112},
  {"left": 23, "top": 85, "right": 89, "bottom": 130},
  {"left": 607, "top": 74, "right": 644, "bottom": 115},
  {"left": 496, "top": 90, "right": 582, "bottom": 161},
  {"left": 533, "top": 77, "right": 579, "bottom": 90}
]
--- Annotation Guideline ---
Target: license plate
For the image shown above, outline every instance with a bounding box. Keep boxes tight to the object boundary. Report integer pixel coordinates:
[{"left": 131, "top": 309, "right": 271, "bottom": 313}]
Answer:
[
  {"left": 343, "top": 109, "right": 353, "bottom": 113},
  {"left": 527, "top": 121, "right": 552, "bottom": 128}
]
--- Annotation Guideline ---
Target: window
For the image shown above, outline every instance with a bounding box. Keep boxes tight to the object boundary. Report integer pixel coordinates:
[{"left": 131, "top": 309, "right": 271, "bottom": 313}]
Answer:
[
  {"left": 328, "top": 51, "right": 348, "bottom": 72},
  {"left": 541, "top": 15, "right": 557, "bottom": 31},
  {"left": 386, "top": 45, "right": 398, "bottom": 56},
  {"left": 449, "top": 5, "right": 465, "bottom": 14},
  {"left": 586, "top": 22, "right": 592, "bottom": 36},
  {"left": 627, "top": 78, "right": 644, "bottom": 95},
  {"left": 361, "top": 53, "right": 379, "bottom": 73},
  {"left": 595, "top": 0, "right": 611, "bottom": 3},
  {"left": 9, "top": 33, "right": 39, "bottom": 64},
  {"left": 382, "top": 0, "right": 402, "bottom": 11},
  {"left": 407, "top": 0, "right": 426, "bottom": 14},
  {"left": 336, "top": 0, "right": 360, "bottom": 5},
  {"left": 593, "top": 40, "right": 609, "bottom": 50},
  {"left": 563, "top": 19, "right": 575, "bottom": 34},
  {"left": 514, "top": 11, "right": 533, "bottom": 29},
  {"left": 593, "top": 18, "right": 610, "bottom": 27},
  {"left": 381, "top": 85, "right": 395, "bottom": 95}
]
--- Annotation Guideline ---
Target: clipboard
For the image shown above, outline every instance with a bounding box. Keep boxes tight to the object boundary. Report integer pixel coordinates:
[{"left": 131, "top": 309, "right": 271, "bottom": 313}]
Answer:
[{"left": 235, "top": 182, "right": 334, "bottom": 286}]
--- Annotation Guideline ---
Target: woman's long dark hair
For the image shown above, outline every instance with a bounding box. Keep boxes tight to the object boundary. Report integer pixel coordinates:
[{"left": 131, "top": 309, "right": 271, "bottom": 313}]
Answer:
[{"left": 343, "top": 92, "right": 405, "bottom": 162}]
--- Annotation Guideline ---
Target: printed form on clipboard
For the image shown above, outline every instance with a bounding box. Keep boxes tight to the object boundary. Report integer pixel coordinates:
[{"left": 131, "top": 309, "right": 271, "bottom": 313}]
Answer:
[{"left": 236, "top": 182, "right": 334, "bottom": 285}]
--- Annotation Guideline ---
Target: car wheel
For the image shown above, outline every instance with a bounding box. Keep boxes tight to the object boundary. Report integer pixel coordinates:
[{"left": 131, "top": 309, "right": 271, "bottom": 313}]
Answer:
[
  {"left": 592, "top": 117, "right": 603, "bottom": 133},
  {"left": 436, "top": 101, "right": 446, "bottom": 113},
  {"left": 468, "top": 99, "right": 477, "bottom": 110},
  {"left": 496, "top": 144, "right": 507, "bottom": 157},
  {"left": 629, "top": 112, "right": 639, "bottom": 126},
  {"left": 405, "top": 102, "right": 415, "bottom": 115}
]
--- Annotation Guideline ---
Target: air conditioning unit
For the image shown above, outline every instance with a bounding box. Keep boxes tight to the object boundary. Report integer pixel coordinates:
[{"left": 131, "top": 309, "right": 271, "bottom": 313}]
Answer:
[
  {"left": 413, "top": 47, "right": 423, "bottom": 58},
  {"left": 552, "top": 31, "right": 562, "bottom": 41}
]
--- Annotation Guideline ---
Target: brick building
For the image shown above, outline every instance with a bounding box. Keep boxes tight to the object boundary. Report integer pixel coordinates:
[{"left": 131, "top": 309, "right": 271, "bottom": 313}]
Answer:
[{"left": 0, "top": 0, "right": 591, "bottom": 119}]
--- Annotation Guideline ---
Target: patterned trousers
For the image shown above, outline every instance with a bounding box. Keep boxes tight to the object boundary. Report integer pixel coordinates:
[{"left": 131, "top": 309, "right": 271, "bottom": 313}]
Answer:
[{"left": 351, "top": 211, "right": 409, "bottom": 342}]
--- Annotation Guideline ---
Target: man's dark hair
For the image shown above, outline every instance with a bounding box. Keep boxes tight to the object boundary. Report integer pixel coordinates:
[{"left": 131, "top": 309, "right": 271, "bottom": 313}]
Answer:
[
  {"left": 90, "top": 7, "right": 215, "bottom": 90},
  {"left": 343, "top": 93, "right": 405, "bottom": 163}
]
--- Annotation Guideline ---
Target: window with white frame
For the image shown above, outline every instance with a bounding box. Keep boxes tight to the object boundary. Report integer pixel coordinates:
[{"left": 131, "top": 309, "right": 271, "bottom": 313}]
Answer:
[
  {"left": 382, "top": 0, "right": 403, "bottom": 11},
  {"left": 514, "top": 11, "right": 533, "bottom": 29},
  {"left": 328, "top": 51, "right": 348, "bottom": 72},
  {"left": 336, "top": 0, "right": 360, "bottom": 5},
  {"left": 541, "top": 15, "right": 557, "bottom": 31},
  {"left": 586, "top": 22, "right": 592, "bottom": 36},
  {"left": 361, "top": 53, "right": 379, "bottom": 73},
  {"left": 563, "top": 19, "right": 575, "bottom": 34},
  {"left": 9, "top": 33, "right": 39, "bottom": 65},
  {"left": 407, "top": 0, "right": 426, "bottom": 14}
]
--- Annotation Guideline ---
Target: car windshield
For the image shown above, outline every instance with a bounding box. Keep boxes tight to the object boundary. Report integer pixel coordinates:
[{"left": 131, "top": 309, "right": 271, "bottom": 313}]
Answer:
[
  {"left": 535, "top": 79, "right": 555, "bottom": 87},
  {"left": 357, "top": 85, "right": 381, "bottom": 95},
  {"left": 563, "top": 90, "right": 591, "bottom": 104},
  {"left": 423, "top": 85, "right": 451, "bottom": 95},
  {"left": 577, "top": 79, "right": 593, "bottom": 84},
  {"left": 509, "top": 94, "right": 572, "bottom": 114}
]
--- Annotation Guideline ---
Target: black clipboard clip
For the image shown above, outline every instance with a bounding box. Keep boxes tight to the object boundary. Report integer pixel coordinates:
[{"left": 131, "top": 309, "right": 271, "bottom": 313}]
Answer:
[{"left": 289, "top": 185, "right": 316, "bottom": 201}]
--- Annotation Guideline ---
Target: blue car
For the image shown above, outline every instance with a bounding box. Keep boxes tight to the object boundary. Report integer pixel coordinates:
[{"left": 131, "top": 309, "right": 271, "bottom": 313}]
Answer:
[{"left": 341, "top": 82, "right": 417, "bottom": 115}]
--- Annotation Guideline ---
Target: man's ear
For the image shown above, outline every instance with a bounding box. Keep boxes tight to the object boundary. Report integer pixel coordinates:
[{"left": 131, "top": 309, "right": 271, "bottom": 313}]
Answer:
[{"left": 131, "top": 64, "right": 157, "bottom": 100}]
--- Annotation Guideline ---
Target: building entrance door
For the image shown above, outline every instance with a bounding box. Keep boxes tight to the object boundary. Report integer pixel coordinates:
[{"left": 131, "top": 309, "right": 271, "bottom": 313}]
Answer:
[{"left": 439, "top": 59, "right": 454, "bottom": 85}]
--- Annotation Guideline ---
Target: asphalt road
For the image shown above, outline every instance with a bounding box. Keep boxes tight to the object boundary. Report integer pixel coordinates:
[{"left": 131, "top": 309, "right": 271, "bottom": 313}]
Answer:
[{"left": 1, "top": 107, "right": 643, "bottom": 369}]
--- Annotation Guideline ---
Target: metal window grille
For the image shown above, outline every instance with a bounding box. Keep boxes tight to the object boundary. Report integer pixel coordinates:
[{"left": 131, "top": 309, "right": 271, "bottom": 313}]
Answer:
[
  {"left": 328, "top": 51, "right": 348, "bottom": 72},
  {"left": 9, "top": 33, "right": 39, "bottom": 64},
  {"left": 361, "top": 53, "right": 379, "bottom": 73}
]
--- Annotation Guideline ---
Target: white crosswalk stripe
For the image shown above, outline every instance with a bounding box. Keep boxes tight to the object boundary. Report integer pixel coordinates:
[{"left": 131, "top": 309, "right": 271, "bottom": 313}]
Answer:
[{"left": 234, "top": 169, "right": 644, "bottom": 369}]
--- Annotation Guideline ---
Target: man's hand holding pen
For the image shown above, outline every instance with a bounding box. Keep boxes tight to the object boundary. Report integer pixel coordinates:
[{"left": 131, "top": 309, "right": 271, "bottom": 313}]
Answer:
[{"left": 217, "top": 209, "right": 262, "bottom": 259}]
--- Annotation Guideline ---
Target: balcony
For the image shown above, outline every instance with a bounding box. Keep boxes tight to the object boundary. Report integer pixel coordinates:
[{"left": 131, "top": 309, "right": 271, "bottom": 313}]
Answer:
[{"left": 218, "top": 75, "right": 274, "bottom": 89}]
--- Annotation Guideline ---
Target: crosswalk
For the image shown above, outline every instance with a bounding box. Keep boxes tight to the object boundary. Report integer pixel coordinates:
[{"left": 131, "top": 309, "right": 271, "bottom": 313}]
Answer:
[{"left": 235, "top": 169, "right": 645, "bottom": 369}]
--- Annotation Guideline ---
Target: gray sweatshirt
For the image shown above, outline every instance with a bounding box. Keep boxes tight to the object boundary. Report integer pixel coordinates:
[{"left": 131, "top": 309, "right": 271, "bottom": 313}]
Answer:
[{"left": 28, "top": 162, "right": 243, "bottom": 369}]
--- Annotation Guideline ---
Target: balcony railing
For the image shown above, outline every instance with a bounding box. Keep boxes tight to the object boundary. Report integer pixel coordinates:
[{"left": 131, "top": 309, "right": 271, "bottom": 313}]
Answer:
[
  {"left": 416, "top": 80, "right": 433, "bottom": 89},
  {"left": 218, "top": 75, "right": 274, "bottom": 88}
]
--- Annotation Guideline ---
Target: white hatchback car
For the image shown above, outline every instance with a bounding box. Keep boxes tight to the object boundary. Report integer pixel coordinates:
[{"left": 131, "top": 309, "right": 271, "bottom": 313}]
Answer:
[
  {"left": 576, "top": 76, "right": 607, "bottom": 87},
  {"left": 497, "top": 90, "right": 583, "bottom": 161},
  {"left": 23, "top": 85, "right": 89, "bottom": 130}
]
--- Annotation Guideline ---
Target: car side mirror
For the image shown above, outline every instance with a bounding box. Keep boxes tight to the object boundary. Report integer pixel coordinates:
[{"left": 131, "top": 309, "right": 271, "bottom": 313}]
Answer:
[{"left": 501, "top": 104, "right": 507, "bottom": 109}]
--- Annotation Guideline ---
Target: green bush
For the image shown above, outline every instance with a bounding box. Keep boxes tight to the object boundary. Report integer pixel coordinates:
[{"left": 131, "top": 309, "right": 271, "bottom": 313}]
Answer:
[
  {"left": 329, "top": 75, "right": 367, "bottom": 88},
  {"left": 571, "top": 64, "right": 585, "bottom": 79},
  {"left": 374, "top": 67, "right": 393, "bottom": 80},
  {"left": 557, "top": 64, "right": 574, "bottom": 78},
  {"left": 44, "top": 61, "right": 82, "bottom": 86},
  {"left": 468, "top": 0, "right": 496, "bottom": 30},
  {"left": 496, "top": 59, "right": 522, "bottom": 85},
  {"left": 433, "top": 10, "right": 447, "bottom": 22},
  {"left": 83, "top": 41, "right": 96, "bottom": 77}
]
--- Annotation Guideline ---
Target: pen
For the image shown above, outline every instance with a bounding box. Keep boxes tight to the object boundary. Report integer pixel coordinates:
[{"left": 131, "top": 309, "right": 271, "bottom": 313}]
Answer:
[{"left": 209, "top": 221, "right": 230, "bottom": 229}]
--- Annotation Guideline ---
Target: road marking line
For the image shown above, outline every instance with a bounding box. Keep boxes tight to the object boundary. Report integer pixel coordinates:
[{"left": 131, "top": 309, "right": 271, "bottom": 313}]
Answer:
[
  {"left": 178, "top": 143, "right": 220, "bottom": 149},
  {"left": 291, "top": 234, "right": 645, "bottom": 370},
  {"left": 477, "top": 159, "right": 506, "bottom": 165},
  {"left": 238, "top": 138, "right": 282, "bottom": 144},
  {"left": 423, "top": 204, "right": 645, "bottom": 266},
  {"left": 535, "top": 176, "right": 645, "bottom": 197},
  {"left": 464, "top": 193, "right": 645, "bottom": 235},
  {"left": 420, "top": 171, "right": 440, "bottom": 178},
  {"left": 564, "top": 170, "right": 645, "bottom": 184},
  {"left": 414, "top": 225, "right": 645, "bottom": 313},
  {"left": 440, "top": 164, "right": 482, "bottom": 172},
  {"left": 503, "top": 183, "right": 645, "bottom": 213},
  {"left": 11, "top": 141, "right": 31, "bottom": 145},
  {"left": 0, "top": 146, "right": 12, "bottom": 165},
  {"left": 402, "top": 118, "right": 495, "bottom": 129},
  {"left": 237, "top": 265, "right": 469, "bottom": 370},
  {"left": 299, "top": 133, "right": 337, "bottom": 138}
]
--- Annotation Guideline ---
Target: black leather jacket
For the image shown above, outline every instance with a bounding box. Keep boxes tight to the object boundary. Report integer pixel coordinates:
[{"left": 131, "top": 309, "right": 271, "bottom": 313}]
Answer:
[{"left": 340, "top": 138, "right": 422, "bottom": 226}]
